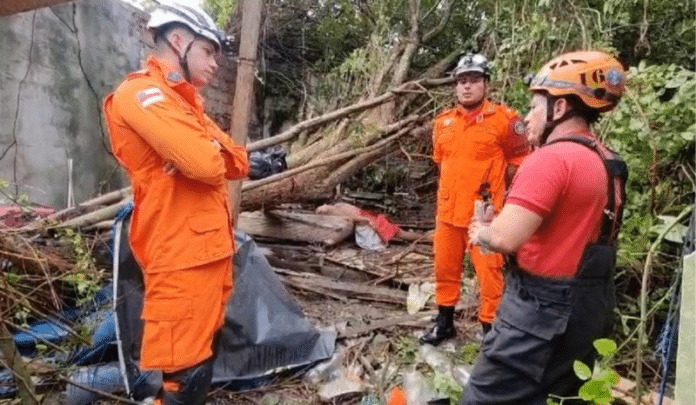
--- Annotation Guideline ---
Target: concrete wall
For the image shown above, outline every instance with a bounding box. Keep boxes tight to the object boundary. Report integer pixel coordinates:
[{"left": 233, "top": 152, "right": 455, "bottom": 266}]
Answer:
[{"left": 0, "top": 0, "right": 235, "bottom": 208}]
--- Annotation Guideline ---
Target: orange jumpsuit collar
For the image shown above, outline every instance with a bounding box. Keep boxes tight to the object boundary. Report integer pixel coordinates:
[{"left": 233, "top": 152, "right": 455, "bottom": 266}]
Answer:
[{"left": 145, "top": 56, "right": 203, "bottom": 109}]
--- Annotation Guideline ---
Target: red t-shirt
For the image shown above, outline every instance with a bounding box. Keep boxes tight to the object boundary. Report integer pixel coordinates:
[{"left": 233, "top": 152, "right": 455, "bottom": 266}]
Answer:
[{"left": 506, "top": 134, "right": 608, "bottom": 277}]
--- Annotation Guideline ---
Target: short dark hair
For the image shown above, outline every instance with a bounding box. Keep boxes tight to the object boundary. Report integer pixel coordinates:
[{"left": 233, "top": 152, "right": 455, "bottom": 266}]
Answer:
[
  {"left": 563, "top": 94, "right": 601, "bottom": 124},
  {"left": 153, "top": 22, "right": 193, "bottom": 46}
]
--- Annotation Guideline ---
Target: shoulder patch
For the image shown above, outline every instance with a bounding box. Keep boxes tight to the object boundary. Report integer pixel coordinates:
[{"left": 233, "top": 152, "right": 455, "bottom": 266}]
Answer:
[
  {"left": 137, "top": 87, "right": 165, "bottom": 108},
  {"left": 167, "top": 72, "right": 182, "bottom": 83},
  {"left": 514, "top": 120, "right": 526, "bottom": 135}
]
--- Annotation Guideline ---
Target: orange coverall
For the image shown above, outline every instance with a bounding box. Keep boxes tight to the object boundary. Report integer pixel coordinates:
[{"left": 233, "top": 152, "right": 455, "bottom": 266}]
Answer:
[
  {"left": 432, "top": 100, "right": 528, "bottom": 323},
  {"left": 104, "top": 57, "right": 249, "bottom": 373}
]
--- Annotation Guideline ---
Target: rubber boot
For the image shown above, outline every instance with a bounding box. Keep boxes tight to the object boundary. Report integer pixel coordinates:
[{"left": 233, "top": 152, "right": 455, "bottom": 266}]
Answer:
[{"left": 420, "top": 306, "right": 456, "bottom": 345}]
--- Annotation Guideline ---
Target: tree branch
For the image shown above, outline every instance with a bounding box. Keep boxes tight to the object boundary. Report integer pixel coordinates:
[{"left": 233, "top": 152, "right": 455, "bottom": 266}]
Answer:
[{"left": 422, "top": 0, "right": 454, "bottom": 43}]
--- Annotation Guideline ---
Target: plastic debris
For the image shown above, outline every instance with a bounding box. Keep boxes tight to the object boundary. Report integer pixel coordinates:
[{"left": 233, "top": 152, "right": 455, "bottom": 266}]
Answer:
[{"left": 407, "top": 282, "right": 435, "bottom": 315}]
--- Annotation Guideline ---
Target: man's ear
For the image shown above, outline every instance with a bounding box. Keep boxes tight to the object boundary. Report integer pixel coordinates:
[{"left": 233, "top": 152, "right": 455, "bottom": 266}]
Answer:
[
  {"left": 553, "top": 98, "right": 570, "bottom": 120},
  {"left": 166, "top": 28, "right": 190, "bottom": 54}
]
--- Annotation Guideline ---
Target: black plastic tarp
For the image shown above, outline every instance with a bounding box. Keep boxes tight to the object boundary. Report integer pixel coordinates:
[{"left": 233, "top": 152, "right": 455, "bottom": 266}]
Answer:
[{"left": 113, "top": 208, "right": 336, "bottom": 400}]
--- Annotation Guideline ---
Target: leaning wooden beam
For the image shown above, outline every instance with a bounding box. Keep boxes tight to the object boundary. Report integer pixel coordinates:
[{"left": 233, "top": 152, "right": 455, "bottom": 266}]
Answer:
[
  {"left": 282, "top": 274, "right": 407, "bottom": 304},
  {"left": 0, "top": 0, "right": 72, "bottom": 16},
  {"left": 20, "top": 187, "right": 132, "bottom": 231},
  {"left": 58, "top": 198, "right": 131, "bottom": 229},
  {"left": 246, "top": 78, "right": 447, "bottom": 152}
]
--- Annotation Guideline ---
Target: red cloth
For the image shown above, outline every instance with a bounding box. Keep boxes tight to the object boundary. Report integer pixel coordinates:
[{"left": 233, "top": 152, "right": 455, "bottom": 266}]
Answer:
[
  {"left": 359, "top": 209, "right": 401, "bottom": 243},
  {"left": 506, "top": 132, "right": 608, "bottom": 278},
  {"left": 0, "top": 206, "right": 53, "bottom": 228}
]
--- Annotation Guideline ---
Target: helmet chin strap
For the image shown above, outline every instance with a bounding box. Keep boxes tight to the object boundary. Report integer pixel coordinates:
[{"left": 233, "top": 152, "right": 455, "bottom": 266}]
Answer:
[
  {"left": 164, "top": 37, "right": 195, "bottom": 83},
  {"left": 540, "top": 96, "right": 576, "bottom": 145}
]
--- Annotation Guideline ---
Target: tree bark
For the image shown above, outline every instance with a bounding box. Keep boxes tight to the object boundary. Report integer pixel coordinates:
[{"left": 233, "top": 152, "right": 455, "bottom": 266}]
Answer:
[
  {"left": 0, "top": 316, "right": 38, "bottom": 405},
  {"left": 230, "top": 0, "right": 264, "bottom": 223},
  {"left": 240, "top": 122, "right": 425, "bottom": 210}
]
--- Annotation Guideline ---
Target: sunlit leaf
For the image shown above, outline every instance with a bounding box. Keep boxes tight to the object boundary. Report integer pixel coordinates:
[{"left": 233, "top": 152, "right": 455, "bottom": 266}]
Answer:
[
  {"left": 574, "top": 360, "right": 592, "bottom": 381},
  {"left": 593, "top": 339, "right": 617, "bottom": 357}
]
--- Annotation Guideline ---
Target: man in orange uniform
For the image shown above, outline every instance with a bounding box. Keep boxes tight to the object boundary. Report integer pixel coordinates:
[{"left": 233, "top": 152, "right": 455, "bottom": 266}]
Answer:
[
  {"left": 103, "top": 2, "right": 248, "bottom": 404},
  {"left": 421, "top": 53, "right": 530, "bottom": 346}
]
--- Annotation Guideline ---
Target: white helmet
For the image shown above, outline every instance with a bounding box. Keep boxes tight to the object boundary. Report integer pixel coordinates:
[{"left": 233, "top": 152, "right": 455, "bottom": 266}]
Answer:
[
  {"left": 453, "top": 53, "right": 491, "bottom": 79},
  {"left": 147, "top": 0, "right": 222, "bottom": 51}
]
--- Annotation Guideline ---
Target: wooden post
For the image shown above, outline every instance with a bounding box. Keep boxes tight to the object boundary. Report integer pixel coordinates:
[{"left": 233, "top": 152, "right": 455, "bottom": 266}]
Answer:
[{"left": 229, "top": 0, "right": 263, "bottom": 222}]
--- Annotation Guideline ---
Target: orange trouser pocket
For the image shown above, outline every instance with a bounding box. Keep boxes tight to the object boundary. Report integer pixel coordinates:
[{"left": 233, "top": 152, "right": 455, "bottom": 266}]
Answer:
[
  {"left": 141, "top": 259, "right": 233, "bottom": 373},
  {"left": 141, "top": 298, "right": 192, "bottom": 369}
]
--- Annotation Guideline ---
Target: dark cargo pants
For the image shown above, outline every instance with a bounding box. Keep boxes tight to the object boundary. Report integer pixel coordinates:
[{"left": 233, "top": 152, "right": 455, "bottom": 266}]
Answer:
[{"left": 461, "top": 244, "right": 616, "bottom": 405}]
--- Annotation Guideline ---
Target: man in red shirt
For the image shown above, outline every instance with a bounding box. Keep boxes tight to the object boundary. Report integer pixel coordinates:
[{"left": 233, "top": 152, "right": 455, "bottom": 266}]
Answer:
[
  {"left": 422, "top": 53, "right": 530, "bottom": 346},
  {"left": 463, "top": 51, "right": 628, "bottom": 404},
  {"left": 104, "top": 2, "right": 248, "bottom": 404}
]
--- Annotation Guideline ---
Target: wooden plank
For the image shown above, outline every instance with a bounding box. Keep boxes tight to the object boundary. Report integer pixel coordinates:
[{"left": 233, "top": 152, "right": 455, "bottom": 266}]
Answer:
[
  {"left": 237, "top": 211, "right": 354, "bottom": 245},
  {"left": 282, "top": 273, "right": 407, "bottom": 304},
  {"left": 340, "top": 311, "right": 435, "bottom": 338},
  {"left": 0, "top": 0, "right": 73, "bottom": 16}
]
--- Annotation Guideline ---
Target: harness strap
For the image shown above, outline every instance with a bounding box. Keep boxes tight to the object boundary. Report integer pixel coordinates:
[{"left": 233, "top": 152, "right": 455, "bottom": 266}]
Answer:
[{"left": 544, "top": 135, "right": 627, "bottom": 245}]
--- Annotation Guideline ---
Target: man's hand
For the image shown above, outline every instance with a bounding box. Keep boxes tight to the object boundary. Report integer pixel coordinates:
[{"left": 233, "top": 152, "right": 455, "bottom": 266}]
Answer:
[
  {"left": 471, "top": 200, "right": 496, "bottom": 254},
  {"left": 474, "top": 199, "right": 496, "bottom": 225}
]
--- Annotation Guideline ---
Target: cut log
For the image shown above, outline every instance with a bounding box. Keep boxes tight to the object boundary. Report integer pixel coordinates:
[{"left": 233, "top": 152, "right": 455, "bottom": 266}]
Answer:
[
  {"left": 58, "top": 199, "right": 131, "bottom": 229},
  {"left": 237, "top": 211, "right": 354, "bottom": 245}
]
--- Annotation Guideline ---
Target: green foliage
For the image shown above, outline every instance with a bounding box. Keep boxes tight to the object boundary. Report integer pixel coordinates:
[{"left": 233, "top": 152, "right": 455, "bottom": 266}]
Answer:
[
  {"left": 455, "top": 342, "right": 480, "bottom": 365},
  {"left": 601, "top": 63, "right": 695, "bottom": 274},
  {"left": 576, "top": 339, "right": 620, "bottom": 405},
  {"left": 394, "top": 335, "right": 420, "bottom": 364},
  {"left": 204, "top": 0, "right": 239, "bottom": 28},
  {"left": 549, "top": 339, "right": 620, "bottom": 405},
  {"left": 433, "top": 371, "right": 463, "bottom": 405},
  {"left": 59, "top": 228, "right": 103, "bottom": 306}
]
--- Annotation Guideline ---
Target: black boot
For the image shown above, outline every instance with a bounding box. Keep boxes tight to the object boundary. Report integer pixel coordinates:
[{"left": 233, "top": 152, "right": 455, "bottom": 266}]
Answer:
[
  {"left": 420, "top": 306, "right": 456, "bottom": 345},
  {"left": 480, "top": 321, "right": 491, "bottom": 335},
  {"left": 160, "top": 360, "right": 214, "bottom": 405}
]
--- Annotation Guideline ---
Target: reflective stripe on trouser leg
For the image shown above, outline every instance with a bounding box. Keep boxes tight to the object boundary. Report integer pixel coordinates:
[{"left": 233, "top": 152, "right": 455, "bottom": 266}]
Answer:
[
  {"left": 469, "top": 244, "right": 504, "bottom": 323},
  {"left": 434, "top": 222, "right": 467, "bottom": 307}
]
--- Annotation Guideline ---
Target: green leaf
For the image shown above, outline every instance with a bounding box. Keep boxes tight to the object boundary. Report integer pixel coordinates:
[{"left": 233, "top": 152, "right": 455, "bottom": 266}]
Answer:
[
  {"left": 604, "top": 369, "right": 621, "bottom": 386},
  {"left": 579, "top": 380, "right": 604, "bottom": 401},
  {"left": 650, "top": 215, "right": 688, "bottom": 243},
  {"left": 593, "top": 339, "right": 617, "bottom": 357},
  {"left": 594, "top": 391, "right": 615, "bottom": 404},
  {"left": 574, "top": 360, "right": 592, "bottom": 381}
]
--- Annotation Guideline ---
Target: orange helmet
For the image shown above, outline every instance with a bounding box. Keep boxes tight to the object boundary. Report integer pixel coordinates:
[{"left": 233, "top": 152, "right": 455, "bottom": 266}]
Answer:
[{"left": 529, "top": 51, "right": 626, "bottom": 112}]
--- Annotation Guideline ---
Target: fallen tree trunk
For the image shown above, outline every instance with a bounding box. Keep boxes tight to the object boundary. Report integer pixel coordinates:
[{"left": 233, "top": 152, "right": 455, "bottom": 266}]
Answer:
[{"left": 240, "top": 122, "right": 426, "bottom": 210}]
